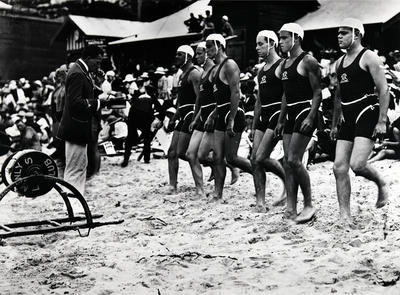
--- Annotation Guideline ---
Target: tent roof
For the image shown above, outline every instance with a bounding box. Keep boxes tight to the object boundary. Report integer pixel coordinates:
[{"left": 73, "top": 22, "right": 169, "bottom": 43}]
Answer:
[
  {"left": 296, "top": 0, "right": 400, "bottom": 31},
  {"left": 109, "top": 0, "right": 211, "bottom": 45},
  {"left": 68, "top": 15, "right": 147, "bottom": 38},
  {"left": 0, "top": 1, "right": 12, "bottom": 10}
]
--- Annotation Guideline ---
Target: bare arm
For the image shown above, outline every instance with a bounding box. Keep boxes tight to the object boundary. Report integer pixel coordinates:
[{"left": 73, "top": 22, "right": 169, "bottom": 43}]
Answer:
[
  {"left": 189, "top": 68, "right": 202, "bottom": 121},
  {"left": 253, "top": 89, "right": 261, "bottom": 131},
  {"left": 252, "top": 68, "right": 262, "bottom": 131},
  {"left": 224, "top": 59, "right": 241, "bottom": 123},
  {"left": 304, "top": 55, "right": 322, "bottom": 120},
  {"left": 364, "top": 51, "right": 389, "bottom": 125}
]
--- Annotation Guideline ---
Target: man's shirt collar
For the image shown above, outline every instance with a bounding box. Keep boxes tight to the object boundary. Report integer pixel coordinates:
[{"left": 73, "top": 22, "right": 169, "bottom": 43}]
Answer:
[{"left": 78, "top": 58, "right": 89, "bottom": 72}]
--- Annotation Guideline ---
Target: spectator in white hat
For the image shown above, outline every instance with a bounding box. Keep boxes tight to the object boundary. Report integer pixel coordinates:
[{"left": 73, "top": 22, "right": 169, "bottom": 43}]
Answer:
[
  {"left": 123, "top": 74, "right": 138, "bottom": 97},
  {"left": 101, "top": 70, "right": 115, "bottom": 96},
  {"left": 155, "top": 67, "right": 169, "bottom": 101},
  {"left": 221, "top": 15, "right": 234, "bottom": 37}
]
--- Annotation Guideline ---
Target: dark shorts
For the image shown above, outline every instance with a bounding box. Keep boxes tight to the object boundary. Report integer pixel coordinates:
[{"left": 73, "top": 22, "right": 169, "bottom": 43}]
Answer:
[
  {"left": 194, "top": 103, "right": 216, "bottom": 133},
  {"left": 284, "top": 100, "right": 316, "bottom": 137},
  {"left": 175, "top": 111, "right": 194, "bottom": 134},
  {"left": 254, "top": 103, "right": 281, "bottom": 132},
  {"left": 337, "top": 95, "right": 379, "bottom": 142},
  {"left": 215, "top": 105, "right": 246, "bottom": 133}
]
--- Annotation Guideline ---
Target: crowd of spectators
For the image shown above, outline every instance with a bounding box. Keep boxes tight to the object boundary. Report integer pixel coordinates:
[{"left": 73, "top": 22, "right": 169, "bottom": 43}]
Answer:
[{"left": 184, "top": 10, "right": 234, "bottom": 40}]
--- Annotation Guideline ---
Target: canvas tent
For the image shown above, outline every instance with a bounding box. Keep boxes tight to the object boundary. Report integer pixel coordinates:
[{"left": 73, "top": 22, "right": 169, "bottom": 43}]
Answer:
[
  {"left": 296, "top": 0, "right": 400, "bottom": 31},
  {"left": 109, "top": 0, "right": 211, "bottom": 45}
]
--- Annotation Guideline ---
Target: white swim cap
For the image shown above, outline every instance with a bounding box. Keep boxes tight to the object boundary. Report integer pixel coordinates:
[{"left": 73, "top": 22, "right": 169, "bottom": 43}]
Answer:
[
  {"left": 340, "top": 18, "right": 365, "bottom": 36},
  {"left": 197, "top": 41, "right": 206, "bottom": 50},
  {"left": 177, "top": 45, "right": 194, "bottom": 57},
  {"left": 279, "top": 23, "right": 304, "bottom": 39},
  {"left": 257, "top": 30, "right": 278, "bottom": 45},
  {"left": 206, "top": 33, "right": 226, "bottom": 49}
]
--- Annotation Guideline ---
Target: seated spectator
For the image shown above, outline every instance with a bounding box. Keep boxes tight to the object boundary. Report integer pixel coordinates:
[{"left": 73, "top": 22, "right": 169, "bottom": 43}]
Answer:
[
  {"left": 221, "top": 15, "right": 234, "bottom": 37},
  {"left": 14, "top": 118, "right": 41, "bottom": 151},
  {"left": 368, "top": 117, "right": 400, "bottom": 163}
]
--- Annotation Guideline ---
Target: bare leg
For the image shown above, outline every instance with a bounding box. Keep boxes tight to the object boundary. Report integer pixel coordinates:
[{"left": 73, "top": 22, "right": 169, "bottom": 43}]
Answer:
[
  {"left": 282, "top": 134, "right": 297, "bottom": 219},
  {"left": 198, "top": 131, "right": 214, "bottom": 166},
  {"left": 350, "top": 137, "right": 389, "bottom": 208},
  {"left": 256, "top": 129, "right": 286, "bottom": 207},
  {"left": 213, "top": 130, "right": 227, "bottom": 200},
  {"left": 176, "top": 132, "right": 191, "bottom": 161},
  {"left": 287, "top": 133, "right": 316, "bottom": 223},
  {"left": 167, "top": 131, "right": 180, "bottom": 193},
  {"left": 251, "top": 129, "right": 267, "bottom": 212},
  {"left": 226, "top": 162, "right": 240, "bottom": 185},
  {"left": 368, "top": 149, "right": 396, "bottom": 163},
  {"left": 225, "top": 131, "right": 253, "bottom": 174},
  {"left": 333, "top": 140, "right": 353, "bottom": 223},
  {"left": 198, "top": 132, "right": 215, "bottom": 182},
  {"left": 186, "top": 130, "right": 205, "bottom": 196}
]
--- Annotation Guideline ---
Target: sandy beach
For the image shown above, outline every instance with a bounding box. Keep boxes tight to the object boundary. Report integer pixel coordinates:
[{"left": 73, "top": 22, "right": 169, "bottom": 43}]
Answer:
[{"left": 0, "top": 153, "right": 400, "bottom": 294}]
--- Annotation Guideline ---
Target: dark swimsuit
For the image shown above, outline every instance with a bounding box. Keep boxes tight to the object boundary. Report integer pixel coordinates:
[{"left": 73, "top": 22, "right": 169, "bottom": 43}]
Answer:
[
  {"left": 195, "top": 65, "right": 217, "bottom": 132},
  {"left": 213, "top": 58, "right": 246, "bottom": 133},
  {"left": 336, "top": 48, "right": 379, "bottom": 141},
  {"left": 255, "top": 59, "right": 283, "bottom": 132},
  {"left": 175, "top": 67, "right": 198, "bottom": 133},
  {"left": 281, "top": 52, "right": 316, "bottom": 137}
]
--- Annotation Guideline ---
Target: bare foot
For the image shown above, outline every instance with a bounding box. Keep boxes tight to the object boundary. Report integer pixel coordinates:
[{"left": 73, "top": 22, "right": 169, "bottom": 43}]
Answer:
[
  {"left": 191, "top": 189, "right": 206, "bottom": 199},
  {"left": 336, "top": 215, "right": 356, "bottom": 229},
  {"left": 284, "top": 210, "right": 297, "bottom": 220},
  {"left": 376, "top": 183, "right": 389, "bottom": 208},
  {"left": 272, "top": 190, "right": 286, "bottom": 207},
  {"left": 166, "top": 185, "right": 177, "bottom": 195},
  {"left": 295, "top": 206, "right": 316, "bottom": 224},
  {"left": 254, "top": 204, "right": 268, "bottom": 213},
  {"left": 230, "top": 168, "right": 240, "bottom": 185}
]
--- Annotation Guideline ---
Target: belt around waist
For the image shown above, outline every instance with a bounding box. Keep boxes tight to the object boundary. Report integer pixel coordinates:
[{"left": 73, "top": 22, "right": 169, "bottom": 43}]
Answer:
[
  {"left": 201, "top": 102, "right": 216, "bottom": 109},
  {"left": 286, "top": 99, "right": 311, "bottom": 107},
  {"left": 217, "top": 102, "right": 230, "bottom": 108},
  {"left": 261, "top": 101, "right": 281, "bottom": 108},
  {"left": 178, "top": 104, "right": 194, "bottom": 109},
  {"left": 341, "top": 94, "right": 377, "bottom": 106}
]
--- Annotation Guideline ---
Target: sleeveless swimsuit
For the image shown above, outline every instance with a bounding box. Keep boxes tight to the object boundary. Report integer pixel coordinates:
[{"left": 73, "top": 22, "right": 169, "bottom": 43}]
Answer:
[
  {"left": 213, "top": 58, "right": 246, "bottom": 133},
  {"left": 281, "top": 52, "right": 316, "bottom": 136},
  {"left": 336, "top": 48, "right": 379, "bottom": 141},
  {"left": 195, "top": 65, "right": 217, "bottom": 132},
  {"left": 175, "top": 66, "right": 198, "bottom": 133},
  {"left": 255, "top": 59, "right": 283, "bottom": 132}
]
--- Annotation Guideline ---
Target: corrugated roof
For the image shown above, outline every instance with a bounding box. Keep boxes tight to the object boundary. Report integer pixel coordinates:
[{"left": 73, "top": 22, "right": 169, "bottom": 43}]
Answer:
[
  {"left": 109, "top": 0, "right": 211, "bottom": 45},
  {"left": 69, "top": 15, "right": 148, "bottom": 38},
  {"left": 0, "top": 1, "right": 12, "bottom": 10},
  {"left": 297, "top": 0, "right": 400, "bottom": 31}
]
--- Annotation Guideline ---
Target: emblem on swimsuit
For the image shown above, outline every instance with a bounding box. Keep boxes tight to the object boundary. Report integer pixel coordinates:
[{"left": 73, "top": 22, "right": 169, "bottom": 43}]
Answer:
[
  {"left": 340, "top": 73, "right": 349, "bottom": 84},
  {"left": 281, "top": 71, "right": 288, "bottom": 80},
  {"left": 260, "top": 75, "right": 267, "bottom": 84},
  {"left": 199, "top": 84, "right": 204, "bottom": 92},
  {"left": 213, "top": 84, "right": 218, "bottom": 93}
]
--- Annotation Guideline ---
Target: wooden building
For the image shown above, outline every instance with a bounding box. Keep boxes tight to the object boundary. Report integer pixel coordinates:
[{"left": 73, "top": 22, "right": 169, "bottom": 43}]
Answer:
[
  {"left": 209, "top": 0, "right": 320, "bottom": 67},
  {"left": 52, "top": 15, "right": 147, "bottom": 65},
  {"left": 0, "top": 14, "right": 64, "bottom": 81}
]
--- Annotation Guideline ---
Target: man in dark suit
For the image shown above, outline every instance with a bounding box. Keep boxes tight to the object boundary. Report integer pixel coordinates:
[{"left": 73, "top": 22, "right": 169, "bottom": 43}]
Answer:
[{"left": 57, "top": 45, "right": 104, "bottom": 196}]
